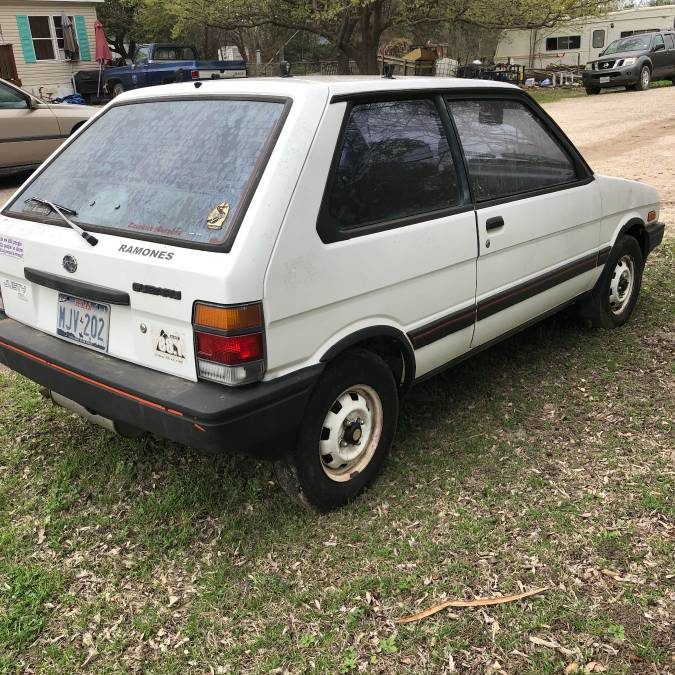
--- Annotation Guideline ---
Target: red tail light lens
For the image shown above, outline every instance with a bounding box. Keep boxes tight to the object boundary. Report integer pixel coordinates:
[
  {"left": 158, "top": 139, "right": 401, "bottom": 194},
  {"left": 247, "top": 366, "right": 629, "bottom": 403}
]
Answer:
[
  {"left": 191, "top": 69, "right": 200, "bottom": 79},
  {"left": 195, "top": 331, "right": 263, "bottom": 366}
]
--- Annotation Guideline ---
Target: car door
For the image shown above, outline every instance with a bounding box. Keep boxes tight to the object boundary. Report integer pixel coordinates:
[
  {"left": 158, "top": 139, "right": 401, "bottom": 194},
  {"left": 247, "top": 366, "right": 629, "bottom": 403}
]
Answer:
[
  {"left": 650, "top": 34, "right": 669, "bottom": 78},
  {"left": 446, "top": 94, "right": 603, "bottom": 348},
  {"left": 0, "top": 81, "right": 62, "bottom": 170},
  {"left": 264, "top": 94, "right": 478, "bottom": 379},
  {"left": 663, "top": 34, "right": 675, "bottom": 75},
  {"left": 131, "top": 47, "right": 150, "bottom": 88}
]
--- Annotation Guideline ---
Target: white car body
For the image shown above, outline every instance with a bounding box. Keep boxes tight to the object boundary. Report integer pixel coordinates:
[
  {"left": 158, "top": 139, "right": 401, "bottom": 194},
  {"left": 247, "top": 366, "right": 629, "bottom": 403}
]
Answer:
[{"left": 0, "top": 76, "right": 664, "bottom": 505}]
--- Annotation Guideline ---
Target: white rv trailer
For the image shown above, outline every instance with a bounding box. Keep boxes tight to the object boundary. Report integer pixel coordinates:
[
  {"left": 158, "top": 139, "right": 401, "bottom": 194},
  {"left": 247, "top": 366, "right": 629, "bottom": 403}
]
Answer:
[{"left": 495, "top": 4, "right": 675, "bottom": 68}]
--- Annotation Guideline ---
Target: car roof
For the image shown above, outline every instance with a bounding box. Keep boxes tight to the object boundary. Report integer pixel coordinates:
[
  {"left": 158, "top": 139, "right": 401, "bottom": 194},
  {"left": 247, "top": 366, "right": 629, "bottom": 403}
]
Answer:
[{"left": 115, "top": 75, "right": 519, "bottom": 103}]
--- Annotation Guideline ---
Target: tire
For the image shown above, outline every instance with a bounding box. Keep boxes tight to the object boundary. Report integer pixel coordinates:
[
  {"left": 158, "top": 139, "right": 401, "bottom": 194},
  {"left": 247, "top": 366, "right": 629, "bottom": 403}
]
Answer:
[
  {"left": 579, "top": 235, "right": 644, "bottom": 329},
  {"left": 635, "top": 65, "right": 651, "bottom": 91},
  {"left": 274, "top": 350, "right": 399, "bottom": 511},
  {"left": 585, "top": 87, "right": 600, "bottom": 95},
  {"left": 111, "top": 82, "right": 125, "bottom": 97}
]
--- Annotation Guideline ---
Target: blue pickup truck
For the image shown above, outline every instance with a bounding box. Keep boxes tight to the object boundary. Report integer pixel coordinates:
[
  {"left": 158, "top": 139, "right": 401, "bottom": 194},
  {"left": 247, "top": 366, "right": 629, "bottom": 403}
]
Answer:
[{"left": 103, "top": 43, "right": 247, "bottom": 97}]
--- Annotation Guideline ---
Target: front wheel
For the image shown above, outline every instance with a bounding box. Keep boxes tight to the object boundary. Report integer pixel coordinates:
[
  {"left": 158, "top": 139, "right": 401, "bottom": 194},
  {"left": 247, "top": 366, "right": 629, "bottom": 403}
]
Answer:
[
  {"left": 578, "top": 235, "right": 644, "bottom": 329},
  {"left": 635, "top": 66, "right": 651, "bottom": 91},
  {"left": 274, "top": 350, "right": 399, "bottom": 511},
  {"left": 111, "top": 82, "right": 125, "bottom": 97},
  {"left": 585, "top": 87, "right": 600, "bottom": 95}
]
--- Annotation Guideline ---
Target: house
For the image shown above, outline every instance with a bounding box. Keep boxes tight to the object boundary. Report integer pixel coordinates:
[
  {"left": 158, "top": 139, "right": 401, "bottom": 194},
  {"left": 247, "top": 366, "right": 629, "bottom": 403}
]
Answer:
[
  {"left": 495, "top": 4, "right": 675, "bottom": 68},
  {"left": 0, "top": 0, "right": 103, "bottom": 98}
]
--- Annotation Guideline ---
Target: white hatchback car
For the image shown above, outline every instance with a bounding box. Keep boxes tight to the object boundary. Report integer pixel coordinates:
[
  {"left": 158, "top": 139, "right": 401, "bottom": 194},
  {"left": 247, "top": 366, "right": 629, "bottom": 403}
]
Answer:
[{"left": 0, "top": 77, "right": 665, "bottom": 509}]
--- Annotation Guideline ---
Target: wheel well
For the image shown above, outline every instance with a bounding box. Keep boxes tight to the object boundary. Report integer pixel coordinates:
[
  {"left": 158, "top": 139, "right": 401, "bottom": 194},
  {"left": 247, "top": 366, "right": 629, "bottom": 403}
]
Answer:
[
  {"left": 622, "top": 220, "right": 648, "bottom": 259},
  {"left": 321, "top": 328, "right": 415, "bottom": 394},
  {"left": 70, "top": 121, "right": 84, "bottom": 135}
]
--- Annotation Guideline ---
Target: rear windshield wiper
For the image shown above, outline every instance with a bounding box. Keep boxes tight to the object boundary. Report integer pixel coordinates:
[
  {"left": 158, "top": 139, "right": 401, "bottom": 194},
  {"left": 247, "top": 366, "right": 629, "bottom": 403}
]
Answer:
[{"left": 26, "top": 197, "right": 98, "bottom": 247}]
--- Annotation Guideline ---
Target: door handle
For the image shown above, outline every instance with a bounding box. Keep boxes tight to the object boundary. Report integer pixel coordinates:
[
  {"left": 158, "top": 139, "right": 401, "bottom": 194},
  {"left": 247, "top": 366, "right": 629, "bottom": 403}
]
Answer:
[{"left": 485, "top": 216, "right": 504, "bottom": 231}]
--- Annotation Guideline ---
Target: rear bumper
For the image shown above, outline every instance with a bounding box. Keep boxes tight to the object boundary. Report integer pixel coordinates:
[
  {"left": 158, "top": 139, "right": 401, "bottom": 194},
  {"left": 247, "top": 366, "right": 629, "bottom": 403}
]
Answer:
[
  {"left": 646, "top": 221, "right": 665, "bottom": 255},
  {"left": 0, "top": 319, "right": 322, "bottom": 456}
]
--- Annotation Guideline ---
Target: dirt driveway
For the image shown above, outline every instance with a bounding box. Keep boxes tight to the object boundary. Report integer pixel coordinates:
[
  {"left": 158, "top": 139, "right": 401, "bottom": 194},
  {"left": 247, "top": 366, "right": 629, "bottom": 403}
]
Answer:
[
  {"left": 545, "top": 86, "right": 675, "bottom": 229},
  {"left": 1, "top": 86, "right": 674, "bottom": 226}
]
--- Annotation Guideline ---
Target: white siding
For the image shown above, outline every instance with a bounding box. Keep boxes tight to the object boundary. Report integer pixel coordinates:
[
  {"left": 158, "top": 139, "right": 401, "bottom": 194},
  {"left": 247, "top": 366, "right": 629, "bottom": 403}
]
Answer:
[{"left": 0, "top": 1, "right": 101, "bottom": 96}]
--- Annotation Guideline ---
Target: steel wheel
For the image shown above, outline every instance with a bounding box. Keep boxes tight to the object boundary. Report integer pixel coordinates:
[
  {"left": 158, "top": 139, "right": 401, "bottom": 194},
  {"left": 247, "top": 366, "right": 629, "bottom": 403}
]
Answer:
[
  {"left": 639, "top": 66, "right": 650, "bottom": 90},
  {"left": 319, "top": 385, "right": 383, "bottom": 482},
  {"left": 608, "top": 254, "right": 635, "bottom": 315}
]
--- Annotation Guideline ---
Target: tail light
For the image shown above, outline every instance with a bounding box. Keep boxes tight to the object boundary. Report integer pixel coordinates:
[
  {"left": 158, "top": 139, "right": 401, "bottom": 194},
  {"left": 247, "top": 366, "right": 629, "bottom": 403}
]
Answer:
[
  {"left": 191, "top": 69, "right": 200, "bottom": 79},
  {"left": 192, "top": 301, "right": 265, "bottom": 386}
]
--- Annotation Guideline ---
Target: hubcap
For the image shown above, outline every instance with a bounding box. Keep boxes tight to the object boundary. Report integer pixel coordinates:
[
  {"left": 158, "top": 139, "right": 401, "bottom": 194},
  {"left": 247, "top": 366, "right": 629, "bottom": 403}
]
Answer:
[
  {"left": 319, "top": 385, "right": 383, "bottom": 482},
  {"left": 608, "top": 255, "right": 635, "bottom": 315},
  {"left": 642, "top": 68, "right": 649, "bottom": 88}
]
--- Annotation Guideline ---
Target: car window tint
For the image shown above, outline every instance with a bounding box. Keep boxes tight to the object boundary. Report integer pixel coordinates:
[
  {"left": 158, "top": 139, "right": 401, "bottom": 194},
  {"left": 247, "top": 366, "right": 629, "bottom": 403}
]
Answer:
[
  {"left": 328, "top": 99, "right": 460, "bottom": 230},
  {"left": 0, "top": 83, "right": 27, "bottom": 109},
  {"left": 8, "top": 99, "right": 285, "bottom": 247},
  {"left": 665, "top": 34, "right": 675, "bottom": 50},
  {"left": 446, "top": 99, "right": 577, "bottom": 201}
]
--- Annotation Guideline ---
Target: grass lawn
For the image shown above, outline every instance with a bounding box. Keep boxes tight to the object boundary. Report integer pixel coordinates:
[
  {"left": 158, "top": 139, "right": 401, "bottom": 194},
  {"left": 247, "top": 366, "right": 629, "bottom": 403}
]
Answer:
[
  {"left": 0, "top": 241, "right": 673, "bottom": 674},
  {"left": 529, "top": 79, "right": 674, "bottom": 104}
]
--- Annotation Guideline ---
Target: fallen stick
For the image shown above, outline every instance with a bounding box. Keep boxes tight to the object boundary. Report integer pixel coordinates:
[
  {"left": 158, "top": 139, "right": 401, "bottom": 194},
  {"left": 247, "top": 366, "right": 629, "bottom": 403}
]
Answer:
[{"left": 395, "top": 587, "right": 549, "bottom": 624}]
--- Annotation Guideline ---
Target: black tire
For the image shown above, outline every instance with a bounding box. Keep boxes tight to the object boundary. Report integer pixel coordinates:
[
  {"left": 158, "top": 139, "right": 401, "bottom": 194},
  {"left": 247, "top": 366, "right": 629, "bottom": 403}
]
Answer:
[
  {"left": 585, "top": 87, "right": 600, "bottom": 95},
  {"left": 635, "top": 65, "right": 651, "bottom": 91},
  {"left": 274, "top": 350, "right": 398, "bottom": 511},
  {"left": 578, "top": 235, "right": 644, "bottom": 329}
]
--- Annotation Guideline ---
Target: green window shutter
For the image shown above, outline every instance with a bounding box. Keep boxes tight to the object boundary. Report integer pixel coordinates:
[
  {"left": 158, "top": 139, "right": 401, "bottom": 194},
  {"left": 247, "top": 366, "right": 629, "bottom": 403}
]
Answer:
[
  {"left": 16, "top": 15, "right": 36, "bottom": 64},
  {"left": 74, "top": 16, "right": 91, "bottom": 61}
]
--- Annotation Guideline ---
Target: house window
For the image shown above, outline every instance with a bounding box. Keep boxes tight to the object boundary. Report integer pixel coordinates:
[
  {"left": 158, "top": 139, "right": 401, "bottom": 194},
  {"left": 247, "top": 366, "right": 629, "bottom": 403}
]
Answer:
[
  {"left": 592, "top": 29, "right": 605, "bottom": 48},
  {"left": 545, "top": 35, "right": 581, "bottom": 51},
  {"left": 27, "top": 15, "right": 74, "bottom": 61}
]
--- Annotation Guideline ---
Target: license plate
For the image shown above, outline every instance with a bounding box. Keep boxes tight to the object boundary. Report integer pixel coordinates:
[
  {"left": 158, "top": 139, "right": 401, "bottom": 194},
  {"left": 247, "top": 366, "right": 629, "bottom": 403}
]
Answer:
[
  {"left": 600, "top": 76, "right": 610, "bottom": 83},
  {"left": 56, "top": 293, "right": 110, "bottom": 351}
]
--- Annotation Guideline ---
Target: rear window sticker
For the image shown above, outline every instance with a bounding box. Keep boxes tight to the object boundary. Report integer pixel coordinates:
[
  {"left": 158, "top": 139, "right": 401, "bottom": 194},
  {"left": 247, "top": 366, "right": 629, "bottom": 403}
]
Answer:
[
  {"left": 206, "top": 202, "right": 230, "bottom": 230},
  {"left": 153, "top": 328, "right": 186, "bottom": 362},
  {"left": 2, "top": 278, "right": 31, "bottom": 302},
  {"left": 0, "top": 236, "right": 24, "bottom": 259}
]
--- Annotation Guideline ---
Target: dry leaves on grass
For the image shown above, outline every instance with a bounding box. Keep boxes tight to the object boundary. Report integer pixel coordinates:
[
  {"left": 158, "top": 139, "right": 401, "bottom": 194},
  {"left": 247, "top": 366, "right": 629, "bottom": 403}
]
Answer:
[{"left": 395, "top": 587, "right": 549, "bottom": 624}]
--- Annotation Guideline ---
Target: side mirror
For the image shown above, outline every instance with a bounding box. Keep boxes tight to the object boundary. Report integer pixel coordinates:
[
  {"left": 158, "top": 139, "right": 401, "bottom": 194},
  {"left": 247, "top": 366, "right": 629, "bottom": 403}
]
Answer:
[
  {"left": 653, "top": 43, "right": 665, "bottom": 52},
  {"left": 22, "top": 92, "right": 38, "bottom": 110}
]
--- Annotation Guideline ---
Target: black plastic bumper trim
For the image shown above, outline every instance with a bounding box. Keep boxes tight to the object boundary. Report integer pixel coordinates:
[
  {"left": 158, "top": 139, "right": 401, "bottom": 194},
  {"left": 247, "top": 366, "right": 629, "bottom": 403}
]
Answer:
[
  {"left": 646, "top": 221, "right": 665, "bottom": 254},
  {"left": 0, "top": 319, "right": 322, "bottom": 455},
  {"left": 24, "top": 268, "right": 130, "bottom": 305}
]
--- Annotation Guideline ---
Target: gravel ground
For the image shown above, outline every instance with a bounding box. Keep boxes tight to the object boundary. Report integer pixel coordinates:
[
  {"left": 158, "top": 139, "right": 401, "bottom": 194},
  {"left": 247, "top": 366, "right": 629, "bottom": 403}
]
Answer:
[{"left": 1, "top": 86, "right": 674, "bottom": 226}]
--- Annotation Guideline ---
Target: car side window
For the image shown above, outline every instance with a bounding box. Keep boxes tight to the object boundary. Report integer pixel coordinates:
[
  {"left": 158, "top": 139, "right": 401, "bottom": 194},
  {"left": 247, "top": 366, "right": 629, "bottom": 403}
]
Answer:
[
  {"left": 0, "top": 83, "right": 28, "bottom": 109},
  {"left": 663, "top": 34, "right": 674, "bottom": 50},
  {"left": 134, "top": 47, "right": 150, "bottom": 65},
  {"left": 326, "top": 99, "right": 461, "bottom": 231},
  {"left": 446, "top": 98, "right": 577, "bottom": 202},
  {"left": 653, "top": 34, "right": 665, "bottom": 50}
]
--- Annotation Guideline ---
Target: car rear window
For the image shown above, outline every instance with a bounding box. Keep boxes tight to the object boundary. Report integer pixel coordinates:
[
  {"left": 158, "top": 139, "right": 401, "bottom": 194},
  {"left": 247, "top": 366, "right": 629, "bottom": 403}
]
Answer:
[{"left": 7, "top": 98, "right": 286, "bottom": 248}]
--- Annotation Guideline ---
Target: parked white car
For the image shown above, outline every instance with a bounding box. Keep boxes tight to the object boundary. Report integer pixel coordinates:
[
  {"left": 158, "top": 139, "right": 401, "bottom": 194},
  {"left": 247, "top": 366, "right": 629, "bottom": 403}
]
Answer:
[{"left": 0, "top": 76, "right": 665, "bottom": 509}]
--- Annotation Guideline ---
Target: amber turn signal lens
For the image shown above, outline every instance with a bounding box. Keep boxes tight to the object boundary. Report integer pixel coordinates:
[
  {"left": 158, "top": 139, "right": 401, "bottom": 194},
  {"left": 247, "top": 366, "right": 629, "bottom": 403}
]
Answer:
[
  {"left": 647, "top": 210, "right": 657, "bottom": 222},
  {"left": 194, "top": 302, "right": 262, "bottom": 331}
]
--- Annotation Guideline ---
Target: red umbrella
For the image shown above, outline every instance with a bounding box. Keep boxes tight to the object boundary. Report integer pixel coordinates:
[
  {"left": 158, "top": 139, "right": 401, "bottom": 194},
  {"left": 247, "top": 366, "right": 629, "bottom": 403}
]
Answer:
[
  {"left": 94, "top": 20, "right": 112, "bottom": 63},
  {"left": 94, "top": 20, "right": 112, "bottom": 97}
]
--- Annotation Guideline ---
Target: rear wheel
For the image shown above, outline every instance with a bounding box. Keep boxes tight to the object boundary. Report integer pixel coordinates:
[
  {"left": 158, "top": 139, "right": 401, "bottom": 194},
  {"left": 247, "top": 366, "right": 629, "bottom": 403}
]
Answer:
[
  {"left": 274, "top": 350, "right": 398, "bottom": 511},
  {"left": 578, "top": 235, "right": 644, "bottom": 329},
  {"left": 585, "top": 87, "right": 600, "bottom": 95},
  {"left": 635, "top": 66, "right": 651, "bottom": 91}
]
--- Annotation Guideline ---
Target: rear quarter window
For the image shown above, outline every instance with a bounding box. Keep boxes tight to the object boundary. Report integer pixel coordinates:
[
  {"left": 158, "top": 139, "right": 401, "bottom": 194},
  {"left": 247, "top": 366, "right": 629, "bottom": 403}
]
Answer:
[{"left": 6, "top": 97, "right": 288, "bottom": 249}]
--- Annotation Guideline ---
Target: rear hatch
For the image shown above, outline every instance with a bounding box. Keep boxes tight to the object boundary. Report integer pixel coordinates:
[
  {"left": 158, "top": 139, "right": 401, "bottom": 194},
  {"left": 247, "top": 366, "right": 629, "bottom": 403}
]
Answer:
[{"left": 0, "top": 95, "right": 288, "bottom": 382}]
